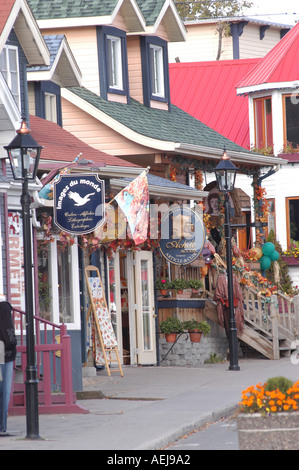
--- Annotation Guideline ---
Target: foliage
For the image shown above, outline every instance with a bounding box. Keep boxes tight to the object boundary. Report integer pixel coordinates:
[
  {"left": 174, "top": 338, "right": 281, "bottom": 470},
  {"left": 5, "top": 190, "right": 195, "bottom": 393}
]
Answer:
[
  {"left": 265, "top": 377, "right": 295, "bottom": 395},
  {"left": 204, "top": 353, "right": 223, "bottom": 364},
  {"left": 155, "top": 278, "right": 171, "bottom": 290},
  {"left": 282, "top": 243, "right": 299, "bottom": 258},
  {"left": 239, "top": 378, "right": 299, "bottom": 415},
  {"left": 188, "top": 279, "right": 203, "bottom": 290},
  {"left": 183, "top": 319, "right": 210, "bottom": 335},
  {"left": 170, "top": 278, "right": 189, "bottom": 291},
  {"left": 175, "top": 0, "right": 253, "bottom": 20},
  {"left": 160, "top": 317, "right": 183, "bottom": 334}
]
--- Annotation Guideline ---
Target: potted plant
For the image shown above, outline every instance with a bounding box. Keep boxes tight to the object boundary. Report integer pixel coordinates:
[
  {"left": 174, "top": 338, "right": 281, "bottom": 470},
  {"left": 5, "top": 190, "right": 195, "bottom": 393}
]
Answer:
[
  {"left": 155, "top": 278, "right": 171, "bottom": 295},
  {"left": 170, "top": 278, "right": 189, "bottom": 293},
  {"left": 160, "top": 316, "right": 183, "bottom": 343},
  {"left": 183, "top": 319, "right": 210, "bottom": 342},
  {"left": 238, "top": 376, "right": 299, "bottom": 450},
  {"left": 188, "top": 279, "right": 203, "bottom": 293}
]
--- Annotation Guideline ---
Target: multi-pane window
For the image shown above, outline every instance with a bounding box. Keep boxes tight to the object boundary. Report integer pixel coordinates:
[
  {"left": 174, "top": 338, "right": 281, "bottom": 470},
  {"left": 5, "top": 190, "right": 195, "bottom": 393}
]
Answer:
[
  {"left": 0, "top": 45, "right": 20, "bottom": 108},
  {"left": 254, "top": 97, "right": 273, "bottom": 149}
]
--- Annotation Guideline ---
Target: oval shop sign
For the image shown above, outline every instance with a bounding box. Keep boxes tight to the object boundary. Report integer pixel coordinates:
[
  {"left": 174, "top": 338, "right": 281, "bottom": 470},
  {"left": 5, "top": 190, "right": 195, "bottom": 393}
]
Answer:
[
  {"left": 53, "top": 174, "right": 105, "bottom": 235},
  {"left": 158, "top": 205, "right": 205, "bottom": 265}
]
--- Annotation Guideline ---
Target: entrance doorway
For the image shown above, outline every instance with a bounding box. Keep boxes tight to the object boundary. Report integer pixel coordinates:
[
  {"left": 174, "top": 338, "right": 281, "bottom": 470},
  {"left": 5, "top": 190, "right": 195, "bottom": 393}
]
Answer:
[{"left": 107, "top": 250, "right": 156, "bottom": 365}]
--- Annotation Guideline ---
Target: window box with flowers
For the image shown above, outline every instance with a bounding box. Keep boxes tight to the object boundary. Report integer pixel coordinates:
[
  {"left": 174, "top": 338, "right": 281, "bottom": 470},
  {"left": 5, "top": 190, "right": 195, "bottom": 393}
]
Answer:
[
  {"left": 238, "top": 376, "right": 299, "bottom": 450},
  {"left": 282, "top": 245, "right": 299, "bottom": 265}
]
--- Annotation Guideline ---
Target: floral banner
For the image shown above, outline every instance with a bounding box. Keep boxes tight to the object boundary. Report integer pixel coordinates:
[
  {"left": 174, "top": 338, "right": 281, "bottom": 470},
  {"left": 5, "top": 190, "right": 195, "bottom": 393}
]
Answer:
[
  {"left": 87, "top": 276, "right": 117, "bottom": 365},
  {"left": 115, "top": 169, "right": 149, "bottom": 245}
]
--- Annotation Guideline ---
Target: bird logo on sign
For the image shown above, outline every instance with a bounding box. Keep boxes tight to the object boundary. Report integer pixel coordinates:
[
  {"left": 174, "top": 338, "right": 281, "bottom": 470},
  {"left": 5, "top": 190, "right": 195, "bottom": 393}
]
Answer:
[{"left": 68, "top": 191, "right": 95, "bottom": 206}]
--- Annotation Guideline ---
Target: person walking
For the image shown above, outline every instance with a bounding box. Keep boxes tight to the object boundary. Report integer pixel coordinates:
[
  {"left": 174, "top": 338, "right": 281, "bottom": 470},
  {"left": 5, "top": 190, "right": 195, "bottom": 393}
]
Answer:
[{"left": 0, "top": 301, "right": 17, "bottom": 435}]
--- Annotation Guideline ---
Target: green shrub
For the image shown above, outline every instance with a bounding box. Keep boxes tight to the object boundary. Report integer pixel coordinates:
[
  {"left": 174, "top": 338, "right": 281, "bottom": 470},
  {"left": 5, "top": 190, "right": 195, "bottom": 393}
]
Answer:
[{"left": 264, "top": 376, "right": 294, "bottom": 394}]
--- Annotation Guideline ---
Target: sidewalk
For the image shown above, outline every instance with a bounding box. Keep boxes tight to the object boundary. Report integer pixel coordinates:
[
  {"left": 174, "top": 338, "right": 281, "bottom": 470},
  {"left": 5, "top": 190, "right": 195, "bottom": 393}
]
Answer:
[{"left": 0, "top": 357, "right": 299, "bottom": 450}]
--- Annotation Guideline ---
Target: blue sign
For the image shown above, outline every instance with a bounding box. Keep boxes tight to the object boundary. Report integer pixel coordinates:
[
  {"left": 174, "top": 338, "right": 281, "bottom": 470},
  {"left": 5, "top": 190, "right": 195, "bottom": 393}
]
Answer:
[
  {"left": 159, "top": 206, "right": 205, "bottom": 265},
  {"left": 53, "top": 174, "right": 105, "bottom": 235}
]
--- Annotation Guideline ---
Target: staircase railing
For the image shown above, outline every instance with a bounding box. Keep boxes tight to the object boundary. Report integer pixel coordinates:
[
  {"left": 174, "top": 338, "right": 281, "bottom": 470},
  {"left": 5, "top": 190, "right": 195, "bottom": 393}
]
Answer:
[
  {"left": 9, "top": 307, "right": 88, "bottom": 415},
  {"left": 205, "top": 265, "right": 297, "bottom": 359}
]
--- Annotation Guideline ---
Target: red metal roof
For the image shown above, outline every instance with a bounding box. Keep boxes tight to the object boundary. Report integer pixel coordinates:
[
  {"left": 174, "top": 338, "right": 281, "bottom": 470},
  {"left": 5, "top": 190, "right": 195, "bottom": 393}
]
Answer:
[
  {"left": 237, "top": 22, "right": 299, "bottom": 90},
  {"left": 29, "top": 115, "right": 137, "bottom": 167},
  {"left": 169, "top": 59, "right": 259, "bottom": 149}
]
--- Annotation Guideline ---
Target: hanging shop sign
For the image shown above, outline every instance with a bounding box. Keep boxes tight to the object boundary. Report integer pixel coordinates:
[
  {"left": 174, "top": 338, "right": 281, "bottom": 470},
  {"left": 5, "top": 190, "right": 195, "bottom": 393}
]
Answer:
[
  {"left": 159, "top": 205, "right": 205, "bottom": 265},
  {"left": 53, "top": 174, "right": 105, "bottom": 235}
]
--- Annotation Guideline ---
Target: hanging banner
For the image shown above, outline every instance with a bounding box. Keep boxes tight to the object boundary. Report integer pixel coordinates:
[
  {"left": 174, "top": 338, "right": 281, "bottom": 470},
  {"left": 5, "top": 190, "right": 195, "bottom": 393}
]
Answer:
[
  {"left": 159, "top": 205, "right": 206, "bottom": 265},
  {"left": 53, "top": 174, "right": 105, "bottom": 235}
]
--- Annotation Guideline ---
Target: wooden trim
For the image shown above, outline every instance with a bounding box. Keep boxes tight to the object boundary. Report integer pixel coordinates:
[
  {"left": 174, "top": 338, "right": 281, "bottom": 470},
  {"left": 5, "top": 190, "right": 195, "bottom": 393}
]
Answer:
[{"left": 285, "top": 196, "right": 299, "bottom": 246}]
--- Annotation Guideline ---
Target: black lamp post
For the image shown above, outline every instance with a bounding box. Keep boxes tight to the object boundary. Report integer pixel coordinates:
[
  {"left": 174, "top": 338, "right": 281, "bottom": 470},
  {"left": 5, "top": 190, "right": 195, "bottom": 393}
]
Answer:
[
  {"left": 5, "top": 118, "right": 43, "bottom": 438},
  {"left": 214, "top": 148, "right": 240, "bottom": 371}
]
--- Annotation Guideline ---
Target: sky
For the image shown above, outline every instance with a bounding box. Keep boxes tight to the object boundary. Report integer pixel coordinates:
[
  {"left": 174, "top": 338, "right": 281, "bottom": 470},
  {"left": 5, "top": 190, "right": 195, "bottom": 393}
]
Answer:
[{"left": 245, "top": 0, "right": 299, "bottom": 25}]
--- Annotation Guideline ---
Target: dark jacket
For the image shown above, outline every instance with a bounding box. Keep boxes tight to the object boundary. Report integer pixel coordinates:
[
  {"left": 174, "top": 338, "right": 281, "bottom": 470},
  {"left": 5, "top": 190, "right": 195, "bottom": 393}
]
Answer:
[{"left": 0, "top": 302, "right": 17, "bottom": 363}]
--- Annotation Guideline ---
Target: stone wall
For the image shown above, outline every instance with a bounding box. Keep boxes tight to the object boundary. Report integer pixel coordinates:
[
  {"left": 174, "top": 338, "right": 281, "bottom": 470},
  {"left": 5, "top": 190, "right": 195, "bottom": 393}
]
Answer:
[{"left": 159, "top": 319, "right": 229, "bottom": 367}]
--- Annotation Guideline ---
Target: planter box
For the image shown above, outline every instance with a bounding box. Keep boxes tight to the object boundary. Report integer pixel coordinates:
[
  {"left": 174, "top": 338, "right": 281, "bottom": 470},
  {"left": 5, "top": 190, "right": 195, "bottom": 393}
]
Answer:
[
  {"left": 238, "top": 412, "right": 299, "bottom": 450},
  {"left": 282, "top": 256, "right": 299, "bottom": 266}
]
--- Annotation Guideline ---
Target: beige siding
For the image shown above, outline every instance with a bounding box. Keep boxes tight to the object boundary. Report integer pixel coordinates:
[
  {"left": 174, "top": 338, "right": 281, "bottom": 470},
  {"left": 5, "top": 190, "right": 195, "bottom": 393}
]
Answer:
[
  {"left": 239, "top": 25, "right": 283, "bottom": 58},
  {"left": 127, "top": 36, "right": 143, "bottom": 103},
  {"left": 42, "top": 26, "right": 100, "bottom": 94},
  {"left": 168, "top": 24, "right": 233, "bottom": 62},
  {"left": 168, "top": 22, "right": 284, "bottom": 63},
  {"left": 28, "top": 82, "right": 35, "bottom": 116},
  {"left": 61, "top": 97, "right": 154, "bottom": 157}
]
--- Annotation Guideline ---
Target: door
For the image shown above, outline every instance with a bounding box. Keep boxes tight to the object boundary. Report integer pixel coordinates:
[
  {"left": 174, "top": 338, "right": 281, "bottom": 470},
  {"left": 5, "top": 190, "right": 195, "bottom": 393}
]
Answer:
[{"left": 134, "top": 251, "right": 156, "bottom": 365}]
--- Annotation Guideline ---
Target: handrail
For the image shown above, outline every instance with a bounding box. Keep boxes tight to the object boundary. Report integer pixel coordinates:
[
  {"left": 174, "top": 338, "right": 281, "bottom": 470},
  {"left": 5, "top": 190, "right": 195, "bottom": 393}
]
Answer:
[
  {"left": 205, "top": 264, "right": 296, "bottom": 359},
  {"left": 10, "top": 307, "right": 88, "bottom": 415}
]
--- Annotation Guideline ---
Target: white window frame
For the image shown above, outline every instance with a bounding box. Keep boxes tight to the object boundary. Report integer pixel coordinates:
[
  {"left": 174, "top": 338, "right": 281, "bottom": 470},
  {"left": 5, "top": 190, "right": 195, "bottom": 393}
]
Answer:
[
  {"left": 0, "top": 45, "right": 21, "bottom": 109},
  {"left": 107, "top": 35, "right": 123, "bottom": 90},
  {"left": 46, "top": 238, "right": 81, "bottom": 329},
  {"left": 44, "top": 92, "right": 57, "bottom": 123},
  {"left": 150, "top": 44, "right": 165, "bottom": 98}
]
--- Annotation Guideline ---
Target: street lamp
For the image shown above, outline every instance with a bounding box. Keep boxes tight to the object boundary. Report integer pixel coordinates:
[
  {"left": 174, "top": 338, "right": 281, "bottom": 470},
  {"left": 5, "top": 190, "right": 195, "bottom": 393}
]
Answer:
[
  {"left": 215, "top": 148, "right": 240, "bottom": 371},
  {"left": 5, "top": 118, "right": 43, "bottom": 438}
]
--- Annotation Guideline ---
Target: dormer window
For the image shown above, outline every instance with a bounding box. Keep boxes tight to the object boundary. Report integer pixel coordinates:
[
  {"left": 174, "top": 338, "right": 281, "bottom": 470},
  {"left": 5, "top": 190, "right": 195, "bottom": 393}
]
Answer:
[
  {"left": 150, "top": 44, "right": 165, "bottom": 97},
  {"left": 97, "top": 26, "right": 129, "bottom": 101},
  {"left": 34, "top": 81, "right": 62, "bottom": 126},
  {"left": 253, "top": 96, "right": 273, "bottom": 149},
  {"left": 0, "top": 45, "right": 20, "bottom": 108},
  {"left": 141, "top": 36, "right": 170, "bottom": 108},
  {"left": 107, "top": 35, "right": 123, "bottom": 90}
]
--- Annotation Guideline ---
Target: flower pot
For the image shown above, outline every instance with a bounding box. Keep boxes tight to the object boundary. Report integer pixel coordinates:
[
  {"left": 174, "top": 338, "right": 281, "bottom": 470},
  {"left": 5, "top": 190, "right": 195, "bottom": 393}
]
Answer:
[
  {"left": 189, "top": 329, "right": 202, "bottom": 343},
  {"left": 165, "top": 333, "right": 177, "bottom": 343},
  {"left": 159, "top": 289, "right": 168, "bottom": 296},
  {"left": 237, "top": 412, "right": 299, "bottom": 450}
]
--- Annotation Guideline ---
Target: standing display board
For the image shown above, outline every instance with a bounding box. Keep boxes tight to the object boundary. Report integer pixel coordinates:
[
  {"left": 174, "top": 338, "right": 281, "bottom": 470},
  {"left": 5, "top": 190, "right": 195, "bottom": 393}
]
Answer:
[{"left": 85, "top": 265, "right": 123, "bottom": 377}]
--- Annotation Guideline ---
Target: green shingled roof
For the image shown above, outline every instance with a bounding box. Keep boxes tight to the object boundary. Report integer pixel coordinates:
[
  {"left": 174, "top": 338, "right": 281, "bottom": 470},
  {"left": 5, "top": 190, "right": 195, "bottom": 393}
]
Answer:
[
  {"left": 135, "top": 0, "right": 166, "bottom": 26},
  {"left": 28, "top": 0, "right": 119, "bottom": 20},
  {"left": 66, "top": 86, "right": 252, "bottom": 155},
  {"left": 28, "top": 0, "right": 168, "bottom": 24}
]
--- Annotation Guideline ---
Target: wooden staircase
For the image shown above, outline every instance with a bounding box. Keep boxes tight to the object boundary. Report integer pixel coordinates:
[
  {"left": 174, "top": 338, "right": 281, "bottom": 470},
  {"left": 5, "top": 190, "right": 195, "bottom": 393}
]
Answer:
[{"left": 204, "top": 268, "right": 299, "bottom": 360}]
